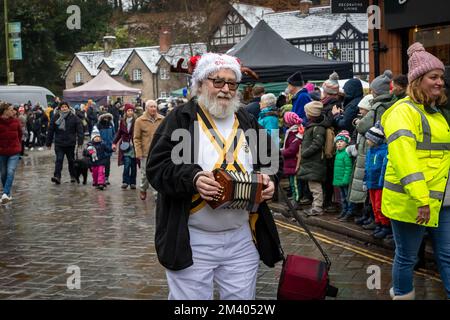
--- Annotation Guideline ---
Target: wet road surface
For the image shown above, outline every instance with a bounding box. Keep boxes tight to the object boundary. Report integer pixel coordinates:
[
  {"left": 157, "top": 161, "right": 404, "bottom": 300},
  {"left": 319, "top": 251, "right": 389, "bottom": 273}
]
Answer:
[{"left": 0, "top": 150, "right": 446, "bottom": 299}]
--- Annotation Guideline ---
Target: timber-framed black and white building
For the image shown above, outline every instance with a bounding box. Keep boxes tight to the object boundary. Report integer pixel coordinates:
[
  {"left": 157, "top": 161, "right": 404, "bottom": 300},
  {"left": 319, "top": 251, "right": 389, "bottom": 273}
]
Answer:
[{"left": 210, "top": 2, "right": 369, "bottom": 79}]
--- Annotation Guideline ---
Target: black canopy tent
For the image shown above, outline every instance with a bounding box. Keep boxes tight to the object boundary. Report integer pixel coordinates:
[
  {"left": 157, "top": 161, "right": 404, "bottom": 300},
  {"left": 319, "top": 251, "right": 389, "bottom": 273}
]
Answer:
[{"left": 227, "top": 20, "right": 354, "bottom": 83}]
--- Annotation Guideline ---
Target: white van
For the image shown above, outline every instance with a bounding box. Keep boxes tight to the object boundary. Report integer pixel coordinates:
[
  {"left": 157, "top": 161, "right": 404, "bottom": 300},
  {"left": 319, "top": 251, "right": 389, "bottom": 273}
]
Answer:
[{"left": 0, "top": 85, "right": 55, "bottom": 108}]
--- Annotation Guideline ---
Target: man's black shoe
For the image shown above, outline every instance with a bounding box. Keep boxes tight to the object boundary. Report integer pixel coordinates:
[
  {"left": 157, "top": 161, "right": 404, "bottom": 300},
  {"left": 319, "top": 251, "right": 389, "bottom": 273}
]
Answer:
[{"left": 51, "top": 177, "right": 61, "bottom": 185}]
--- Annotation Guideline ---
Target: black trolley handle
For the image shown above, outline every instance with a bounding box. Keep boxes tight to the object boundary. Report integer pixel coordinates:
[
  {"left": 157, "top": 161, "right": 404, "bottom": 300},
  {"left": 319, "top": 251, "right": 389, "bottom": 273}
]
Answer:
[{"left": 277, "top": 185, "right": 332, "bottom": 269}]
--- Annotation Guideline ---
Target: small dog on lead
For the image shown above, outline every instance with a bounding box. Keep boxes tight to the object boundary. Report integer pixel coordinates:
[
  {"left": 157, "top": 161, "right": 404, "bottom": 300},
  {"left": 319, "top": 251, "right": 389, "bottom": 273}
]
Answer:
[{"left": 73, "top": 157, "right": 89, "bottom": 185}]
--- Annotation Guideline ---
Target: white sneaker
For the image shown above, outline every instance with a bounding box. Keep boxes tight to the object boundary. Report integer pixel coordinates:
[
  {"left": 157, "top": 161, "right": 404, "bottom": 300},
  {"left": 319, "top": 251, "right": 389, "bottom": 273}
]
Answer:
[
  {"left": 389, "top": 287, "right": 395, "bottom": 299},
  {"left": 1, "top": 194, "right": 12, "bottom": 204},
  {"left": 30, "top": 147, "right": 34, "bottom": 151},
  {"left": 38, "top": 147, "right": 44, "bottom": 151}
]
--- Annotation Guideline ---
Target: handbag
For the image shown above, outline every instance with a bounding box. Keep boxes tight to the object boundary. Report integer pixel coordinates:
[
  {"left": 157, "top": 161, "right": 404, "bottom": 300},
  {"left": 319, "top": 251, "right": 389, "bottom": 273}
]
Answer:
[
  {"left": 119, "top": 141, "right": 131, "bottom": 152},
  {"left": 277, "top": 186, "right": 338, "bottom": 300}
]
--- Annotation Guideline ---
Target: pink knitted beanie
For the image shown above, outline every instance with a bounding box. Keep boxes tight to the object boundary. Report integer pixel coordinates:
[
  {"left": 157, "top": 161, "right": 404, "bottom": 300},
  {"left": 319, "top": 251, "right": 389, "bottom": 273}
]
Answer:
[
  {"left": 284, "top": 111, "right": 302, "bottom": 126},
  {"left": 407, "top": 42, "right": 445, "bottom": 83}
]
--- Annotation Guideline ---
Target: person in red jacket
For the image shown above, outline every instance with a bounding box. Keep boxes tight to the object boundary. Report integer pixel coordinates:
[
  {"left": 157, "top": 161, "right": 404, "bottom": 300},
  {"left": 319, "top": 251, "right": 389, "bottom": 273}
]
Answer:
[{"left": 0, "top": 102, "right": 22, "bottom": 204}]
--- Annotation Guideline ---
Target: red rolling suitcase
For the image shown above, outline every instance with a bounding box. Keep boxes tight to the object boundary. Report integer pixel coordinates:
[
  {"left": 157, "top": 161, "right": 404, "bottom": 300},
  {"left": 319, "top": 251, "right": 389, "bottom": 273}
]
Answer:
[{"left": 277, "top": 186, "right": 338, "bottom": 300}]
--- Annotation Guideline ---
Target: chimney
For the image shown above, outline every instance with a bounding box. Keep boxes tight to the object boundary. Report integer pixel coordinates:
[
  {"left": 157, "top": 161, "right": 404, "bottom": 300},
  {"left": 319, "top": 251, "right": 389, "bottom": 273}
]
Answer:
[
  {"left": 159, "top": 26, "right": 171, "bottom": 54},
  {"left": 103, "top": 36, "right": 116, "bottom": 58},
  {"left": 299, "top": 0, "right": 313, "bottom": 15}
]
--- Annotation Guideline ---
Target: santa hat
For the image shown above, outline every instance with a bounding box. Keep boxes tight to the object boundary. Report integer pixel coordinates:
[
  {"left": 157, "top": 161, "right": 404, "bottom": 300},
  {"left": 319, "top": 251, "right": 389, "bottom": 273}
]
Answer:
[
  {"left": 191, "top": 53, "right": 242, "bottom": 89},
  {"left": 189, "top": 55, "right": 202, "bottom": 73}
]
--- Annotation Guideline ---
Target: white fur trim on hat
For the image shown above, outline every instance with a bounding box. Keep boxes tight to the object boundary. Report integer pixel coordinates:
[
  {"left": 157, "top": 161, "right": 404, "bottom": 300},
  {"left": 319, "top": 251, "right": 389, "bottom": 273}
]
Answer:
[{"left": 191, "top": 53, "right": 242, "bottom": 89}]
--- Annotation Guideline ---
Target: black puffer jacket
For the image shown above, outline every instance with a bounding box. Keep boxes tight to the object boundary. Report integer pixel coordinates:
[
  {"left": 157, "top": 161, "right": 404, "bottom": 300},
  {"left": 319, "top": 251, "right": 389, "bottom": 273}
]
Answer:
[
  {"left": 334, "top": 79, "right": 363, "bottom": 134},
  {"left": 46, "top": 112, "right": 84, "bottom": 147},
  {"left": 298, "top": 115, "right": 327, "bottom": 182}
]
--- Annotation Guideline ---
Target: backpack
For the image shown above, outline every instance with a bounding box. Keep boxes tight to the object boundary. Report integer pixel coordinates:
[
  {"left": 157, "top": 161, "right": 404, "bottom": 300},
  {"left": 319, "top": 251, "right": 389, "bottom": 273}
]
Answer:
[
  {"left": 324, "top": 127, "right": 336, "bottom": 159},
  {"left": 372, "top": 100, "right": 395, "bottom": 126}
]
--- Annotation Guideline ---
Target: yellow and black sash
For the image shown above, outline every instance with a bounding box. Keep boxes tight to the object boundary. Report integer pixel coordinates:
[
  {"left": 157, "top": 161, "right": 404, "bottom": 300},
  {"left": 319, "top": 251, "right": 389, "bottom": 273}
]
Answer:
[
  {"left": 190, "top": 105, "right": 247, "bottom": 214},
  {"left": 192, "top": 105, "right": 260, "bottom": 244}
]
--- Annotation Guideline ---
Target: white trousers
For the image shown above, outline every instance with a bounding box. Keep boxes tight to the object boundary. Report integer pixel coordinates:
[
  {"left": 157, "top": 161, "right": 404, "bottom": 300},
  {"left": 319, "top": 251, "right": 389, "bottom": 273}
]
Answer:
[{"left": 166, "top": 223, "right": 260, "bottom": 300}]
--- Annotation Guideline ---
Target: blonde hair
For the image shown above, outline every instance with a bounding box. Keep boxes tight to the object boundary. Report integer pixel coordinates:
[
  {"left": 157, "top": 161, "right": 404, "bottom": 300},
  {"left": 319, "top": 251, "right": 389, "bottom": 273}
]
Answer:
[{"left": 407, "top": 75, "right": 447, "bottom": 107}]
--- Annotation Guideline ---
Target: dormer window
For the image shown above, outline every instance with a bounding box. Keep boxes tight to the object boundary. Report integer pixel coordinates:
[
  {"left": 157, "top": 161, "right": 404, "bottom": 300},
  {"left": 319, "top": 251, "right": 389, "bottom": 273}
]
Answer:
[
  {"left": 75, "top": 72, "right": 83, "bottom": 84},
  {"left": 160, "top": 68, "right": 170, "bottom": 80},
  {"left": 133, "top": 69, "right": 142, "bottom": 81}
]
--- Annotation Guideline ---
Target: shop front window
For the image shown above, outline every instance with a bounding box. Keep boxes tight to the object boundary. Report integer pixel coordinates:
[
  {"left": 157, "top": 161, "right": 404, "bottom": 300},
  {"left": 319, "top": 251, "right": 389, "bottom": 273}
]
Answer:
[{"left": 413, "top": 25, "right": 450, "bottom": 66}]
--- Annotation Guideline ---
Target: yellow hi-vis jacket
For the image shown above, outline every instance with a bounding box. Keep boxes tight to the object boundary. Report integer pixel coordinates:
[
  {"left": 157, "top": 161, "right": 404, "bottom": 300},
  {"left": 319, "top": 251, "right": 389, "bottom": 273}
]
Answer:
[{"left": 381, "top": 97, "right": 450, "bottom": 227}]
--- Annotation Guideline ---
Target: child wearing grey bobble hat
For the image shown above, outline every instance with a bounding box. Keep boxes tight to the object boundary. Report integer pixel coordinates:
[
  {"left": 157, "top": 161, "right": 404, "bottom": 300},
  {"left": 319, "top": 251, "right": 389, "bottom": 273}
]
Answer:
[{"left": 363, "top": 123, "right": 391, "bottom": 239}]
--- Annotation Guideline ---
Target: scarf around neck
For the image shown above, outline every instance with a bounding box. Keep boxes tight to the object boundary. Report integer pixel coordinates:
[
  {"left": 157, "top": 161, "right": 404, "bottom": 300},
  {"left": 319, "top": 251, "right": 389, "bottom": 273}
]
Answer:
[{"left": 56, "top": 111, "right": 70, "bottom": 131}]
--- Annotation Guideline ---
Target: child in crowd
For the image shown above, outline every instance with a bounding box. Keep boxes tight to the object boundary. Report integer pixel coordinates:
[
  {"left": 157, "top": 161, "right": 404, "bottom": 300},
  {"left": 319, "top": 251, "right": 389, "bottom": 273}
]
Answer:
[
  {"left": 95, "top": 113, "right": 115, "bottom": 185},
  {"left": 281, "top": 112, "right": 304, "bottom": 203},
  {"left": 84, "top": 128, "right": 113, "bottom": 190},
  {"left": 298, "top": 101, "right": 327, "bottom": 216},
  {"left": 364, "top": 123, "right": 391, "bottom": 239},
  {"left": 333, "top": 130, "right": 354, "bottom": 221}
]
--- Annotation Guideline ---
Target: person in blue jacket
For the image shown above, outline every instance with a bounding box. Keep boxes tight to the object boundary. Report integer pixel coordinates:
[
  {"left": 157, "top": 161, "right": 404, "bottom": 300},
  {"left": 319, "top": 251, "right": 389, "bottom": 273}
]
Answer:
[
  {"left": 258, "top": 93, "right": 279, "bottom": 139},
  {"left": 286, "top": 71, "right": 311, "bottom": 124},
  {"left": 363, "top": 123, "right": 390, "bottom": 239}
]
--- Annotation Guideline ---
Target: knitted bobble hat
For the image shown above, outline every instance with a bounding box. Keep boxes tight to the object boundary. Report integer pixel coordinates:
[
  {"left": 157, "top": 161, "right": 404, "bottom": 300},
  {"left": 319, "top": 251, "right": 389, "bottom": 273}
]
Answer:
[
  {"left": 370, "top": 70, "right": 393, "bottom": 96},
  {"left": 322, "top": 71, "right": 340, "bottom": 95},
  {"left": 407, "top": 42, "right": 445, "bottom": 83},
  {"left": 335, "top": 130, "right": 351, "bottom": 144}
]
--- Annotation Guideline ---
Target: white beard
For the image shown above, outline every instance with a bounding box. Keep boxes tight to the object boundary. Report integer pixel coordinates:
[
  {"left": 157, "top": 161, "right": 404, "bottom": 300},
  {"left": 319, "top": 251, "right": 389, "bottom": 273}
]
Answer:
[{"left": 198, "top": 91, "right": 240, "bottom": 119}]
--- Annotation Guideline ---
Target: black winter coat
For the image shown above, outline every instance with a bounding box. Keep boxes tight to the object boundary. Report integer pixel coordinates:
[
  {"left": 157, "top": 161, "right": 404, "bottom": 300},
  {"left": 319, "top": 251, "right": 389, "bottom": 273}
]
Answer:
[
  {"left": 147, "top": 98, "right": 283, "bottom": 271},
  {"left": 321, "top": 96, "right": 343, "bottom": 129},
  {"left": 298, "top": 116, "right": 327, "bottom": 182},
  {"left": 245, "top": 97, "right": 262, "bottom": 120},
  {"left": 333, "top": 79, "right": 363, "bottom": 134},
  {"left": 46, "top": 112, "right": 84, "bottom": 147},
  {"left": 87, "top": 107, "right": 98, "bottom": 126},
  {"left": 107, "top": 104, "right": 121, "bottom": 129}
]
